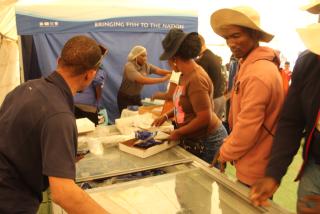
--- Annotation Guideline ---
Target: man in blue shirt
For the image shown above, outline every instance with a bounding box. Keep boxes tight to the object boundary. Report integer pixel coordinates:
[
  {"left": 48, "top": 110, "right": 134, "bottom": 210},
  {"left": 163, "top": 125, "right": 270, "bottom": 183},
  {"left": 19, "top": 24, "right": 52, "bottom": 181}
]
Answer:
[
  {"left": 0, "top": 35, "right": 108, "bottom": 213},
  {"left": 74, "top": 68, "right": 107, "bottom": 125}
]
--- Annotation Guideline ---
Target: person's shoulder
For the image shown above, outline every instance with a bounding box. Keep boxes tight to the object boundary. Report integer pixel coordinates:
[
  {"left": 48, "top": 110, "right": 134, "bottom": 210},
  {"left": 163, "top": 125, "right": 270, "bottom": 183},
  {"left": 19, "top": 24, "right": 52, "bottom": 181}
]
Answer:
[
  {"left": 189, "top": 68, "right": 211, "bottom": 84},
  {"left": 124, "top": 61, "right": 138, "bottom": 72},
  {"left": 296, "top": 50, "right": 318, "bottom": 65},
  {"left": 298, "top": 50, "right": 313, "bottom": 58},
  {"left": 43, "top": 87, "right": 73, "bottom": 115},
  {"left": 292, "top": 50, "right": 319, "bottom": 81},
  {"left": 125, "top": 61, "right": 134, "bottom": 68},
  {"left": 204, "top": 49, "right": 219, "bottom": 59}
]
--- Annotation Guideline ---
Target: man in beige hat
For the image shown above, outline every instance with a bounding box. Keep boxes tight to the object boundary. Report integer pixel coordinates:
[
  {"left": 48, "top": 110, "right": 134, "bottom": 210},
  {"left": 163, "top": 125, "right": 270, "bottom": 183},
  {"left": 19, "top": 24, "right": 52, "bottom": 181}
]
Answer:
[
  {"left": 250, "top": 1, "right": 320, "bottom": 213},
  {"left": 210, "top": 6, "right": 285, "bottom": 187}
]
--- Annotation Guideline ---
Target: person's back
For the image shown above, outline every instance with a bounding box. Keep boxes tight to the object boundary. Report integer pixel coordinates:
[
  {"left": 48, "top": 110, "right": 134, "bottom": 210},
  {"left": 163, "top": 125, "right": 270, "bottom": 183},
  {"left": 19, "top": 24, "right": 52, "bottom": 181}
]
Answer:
[
  {"left": 74, "top": 68, "right": 107, "bottom": 125},
  {"left": 0, "top": 72, "right": 76, "bottom": 213},
  {"left": 196, "top": 34, "right": 226, "bottom": 120},
  {"left": 196, "top": 49, "right": 225, "bottom": 98}
]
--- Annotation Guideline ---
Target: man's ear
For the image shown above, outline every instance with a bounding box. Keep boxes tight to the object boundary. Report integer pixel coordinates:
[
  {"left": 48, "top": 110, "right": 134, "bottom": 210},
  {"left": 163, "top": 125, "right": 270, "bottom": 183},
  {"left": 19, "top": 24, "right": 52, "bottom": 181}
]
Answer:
[{"left": 85, "top": 69, "right": 97, "bottom": 80}]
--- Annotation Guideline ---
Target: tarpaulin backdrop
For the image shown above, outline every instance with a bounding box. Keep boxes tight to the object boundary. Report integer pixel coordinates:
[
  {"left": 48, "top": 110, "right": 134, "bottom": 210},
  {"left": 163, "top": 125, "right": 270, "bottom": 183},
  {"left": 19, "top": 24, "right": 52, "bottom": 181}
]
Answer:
[
  {"left": 15, "top": 1, "right": 197, "bottom": 122},
  {"left": 0, "top": 0, "right": 19, "bottom": 105}
]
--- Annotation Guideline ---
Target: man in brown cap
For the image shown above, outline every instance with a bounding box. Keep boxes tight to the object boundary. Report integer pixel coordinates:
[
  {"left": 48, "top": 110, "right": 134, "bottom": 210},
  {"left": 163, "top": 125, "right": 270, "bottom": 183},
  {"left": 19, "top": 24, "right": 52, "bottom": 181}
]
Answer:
[
  {"left": 250, "top": 1, "right": 320, "bottom": 213},
  {"left": 0, "top": 35, "right": 108, "bottom": 213},
  {"left": 210, "top": 6, "right": 285, "bottom": 186}
]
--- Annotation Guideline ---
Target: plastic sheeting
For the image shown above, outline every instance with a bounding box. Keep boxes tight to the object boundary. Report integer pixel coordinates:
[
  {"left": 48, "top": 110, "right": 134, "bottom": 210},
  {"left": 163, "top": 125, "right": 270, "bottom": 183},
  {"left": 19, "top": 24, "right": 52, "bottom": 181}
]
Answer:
[
  {"left": 0, "top": 1, "right": 19, "bottom": 105},
  {"left": 0, "top": 0, "right": 17, "bottom": 40},
  {"left": 0, "top": 38, "right": 20, "bottom": 104}
]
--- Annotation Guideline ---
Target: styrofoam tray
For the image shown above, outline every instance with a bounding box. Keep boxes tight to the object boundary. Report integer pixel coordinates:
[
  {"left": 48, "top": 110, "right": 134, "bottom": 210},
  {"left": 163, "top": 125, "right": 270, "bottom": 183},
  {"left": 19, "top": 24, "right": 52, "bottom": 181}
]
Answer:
[{"left": 119, "top": 139, "right": 178, "bottom": 158}]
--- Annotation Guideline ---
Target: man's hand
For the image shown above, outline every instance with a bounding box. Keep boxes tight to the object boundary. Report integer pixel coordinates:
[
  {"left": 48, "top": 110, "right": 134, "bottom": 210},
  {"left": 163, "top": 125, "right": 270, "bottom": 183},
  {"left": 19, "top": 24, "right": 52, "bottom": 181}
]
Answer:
[
  {"left": 210, "top": 150, "right": 226, "bottom": 172},
  {"left": 298, "top": 195, "right": 320, "bottom": 214},
  {"left": 49, "top": 177, "right": 108, "bottom": 213},
  {"left": 250, "top": 177, "right": 279, "bottom": 207}
]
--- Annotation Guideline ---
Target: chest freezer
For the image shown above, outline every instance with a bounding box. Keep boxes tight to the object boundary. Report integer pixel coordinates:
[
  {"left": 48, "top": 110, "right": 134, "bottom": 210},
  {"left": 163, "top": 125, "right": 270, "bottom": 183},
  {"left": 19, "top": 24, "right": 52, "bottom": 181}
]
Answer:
[
  {"left": 52, "top": 144, "right": 291, "bottom": 214},
  {"left": 85, "top": 167, "right": 290, "bottom": 214}
]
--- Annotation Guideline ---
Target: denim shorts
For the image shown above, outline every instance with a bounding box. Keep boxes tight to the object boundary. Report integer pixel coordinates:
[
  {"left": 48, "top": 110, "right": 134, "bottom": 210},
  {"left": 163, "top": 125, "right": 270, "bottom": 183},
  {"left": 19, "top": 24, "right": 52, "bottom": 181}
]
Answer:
[
  {"left": 297, "top": 159, "right": 320, "bottom": 210},
  {"left": 180, "top": 124, "right": 228, "bottom": 165}
]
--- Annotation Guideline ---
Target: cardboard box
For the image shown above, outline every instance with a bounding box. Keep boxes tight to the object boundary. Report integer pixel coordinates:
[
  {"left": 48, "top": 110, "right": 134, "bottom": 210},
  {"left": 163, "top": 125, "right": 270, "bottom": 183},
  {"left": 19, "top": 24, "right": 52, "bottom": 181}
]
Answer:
[
  {"left": 76, "top": 118, "right": 95, "bottom": 134},
  {"left": 138, "top": 105, "right": 163, "bottom": 117},
  {"left": 119, "top": 139, "right": 178, "bottom": 158}
]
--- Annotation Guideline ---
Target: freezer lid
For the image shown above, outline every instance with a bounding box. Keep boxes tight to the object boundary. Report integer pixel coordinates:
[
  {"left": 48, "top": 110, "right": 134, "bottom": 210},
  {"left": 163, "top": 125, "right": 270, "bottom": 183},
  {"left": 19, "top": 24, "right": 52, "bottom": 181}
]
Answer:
[
  {"left": 85, "top": 167, "right": 290, "bottom": 214},
  {"left": 76, "top": 145, "right": 192, "bottom": 182}
]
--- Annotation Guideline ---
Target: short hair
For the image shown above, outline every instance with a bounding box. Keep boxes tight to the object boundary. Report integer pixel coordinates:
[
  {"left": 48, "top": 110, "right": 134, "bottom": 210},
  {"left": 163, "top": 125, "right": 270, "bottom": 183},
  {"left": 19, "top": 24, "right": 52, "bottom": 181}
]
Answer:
[
  {"left": 285, "top": 61, "right": 290, "bottom": 65},
  {"left": 60, "top": 35, "right": 102, "bottom": 76},
  {"left": 175, "top": 33, "right": 201, "bottom": 60}
]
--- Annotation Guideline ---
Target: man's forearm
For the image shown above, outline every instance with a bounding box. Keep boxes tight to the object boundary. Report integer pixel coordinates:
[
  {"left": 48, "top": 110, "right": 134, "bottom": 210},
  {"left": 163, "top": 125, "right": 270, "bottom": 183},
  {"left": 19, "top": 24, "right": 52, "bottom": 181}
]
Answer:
[{"left": 49, "top": 177, "right": 108, "bottom": 214}]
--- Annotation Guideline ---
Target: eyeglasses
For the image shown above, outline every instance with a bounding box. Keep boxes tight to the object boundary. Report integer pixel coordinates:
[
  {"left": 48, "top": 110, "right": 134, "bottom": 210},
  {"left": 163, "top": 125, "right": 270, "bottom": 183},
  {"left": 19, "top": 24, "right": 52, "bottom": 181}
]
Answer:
[{"left": 93, "top": 45, "right": 108, "bottom": 68}]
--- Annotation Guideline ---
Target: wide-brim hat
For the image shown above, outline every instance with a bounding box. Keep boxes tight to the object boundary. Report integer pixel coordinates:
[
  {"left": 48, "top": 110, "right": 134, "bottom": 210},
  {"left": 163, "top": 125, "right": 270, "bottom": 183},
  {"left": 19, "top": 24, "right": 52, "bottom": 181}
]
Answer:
[
  {"left": 210, "top": 6, "right": 274, "bottom": 43},
  {"left": 297, "top": 23, "right": 320, "bottom": 55},
  {"left": 301, "top": 0, "right": 320, "bottom": 14},
  {"left": 160, "top": 28, "right": 198, "bottom": 60}
]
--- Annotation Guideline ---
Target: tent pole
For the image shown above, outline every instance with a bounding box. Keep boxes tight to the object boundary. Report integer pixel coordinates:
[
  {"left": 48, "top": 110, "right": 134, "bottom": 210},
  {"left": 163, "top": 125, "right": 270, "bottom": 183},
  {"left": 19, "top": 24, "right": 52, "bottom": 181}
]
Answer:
[{"left": 18, "top": 36, "right": 25, "bottom": 83}]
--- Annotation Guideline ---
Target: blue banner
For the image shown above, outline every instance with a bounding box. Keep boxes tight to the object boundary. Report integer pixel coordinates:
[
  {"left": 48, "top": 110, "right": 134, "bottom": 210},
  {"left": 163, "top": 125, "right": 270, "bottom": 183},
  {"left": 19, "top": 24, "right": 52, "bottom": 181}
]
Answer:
[
  {"left": 16, "top": 11, "right": 198, "bottom": 122},
  {"left": 16, "top": 14, "right": 198, "bottom": 35}
]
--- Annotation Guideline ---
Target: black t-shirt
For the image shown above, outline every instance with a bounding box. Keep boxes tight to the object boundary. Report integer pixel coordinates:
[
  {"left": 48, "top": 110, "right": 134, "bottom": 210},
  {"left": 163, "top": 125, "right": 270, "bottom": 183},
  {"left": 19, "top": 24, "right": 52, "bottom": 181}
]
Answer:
[
  {"left": 196, "top": 49, "right": 225, "bottom": 98},
  {"left": 0, "top": 72, "right": 77, "bottom": 213}
]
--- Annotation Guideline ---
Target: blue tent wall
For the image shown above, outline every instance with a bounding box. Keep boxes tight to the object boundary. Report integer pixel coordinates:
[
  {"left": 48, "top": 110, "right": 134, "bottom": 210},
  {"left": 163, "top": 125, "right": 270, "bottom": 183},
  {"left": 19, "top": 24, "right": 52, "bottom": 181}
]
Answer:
[
  {"left": 16, "top": 12, "right": 198, "bottom": 122},
  {"left": 32, "top": 31, "right": 171, "bottom": 122}
]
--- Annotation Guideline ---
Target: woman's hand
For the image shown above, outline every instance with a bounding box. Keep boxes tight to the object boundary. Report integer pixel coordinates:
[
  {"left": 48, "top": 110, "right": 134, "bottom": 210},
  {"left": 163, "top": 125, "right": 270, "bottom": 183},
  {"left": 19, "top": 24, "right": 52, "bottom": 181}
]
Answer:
[
  {"left": 163, "top": 74, "right": 171, "bottom": 81},
  {"left": 152, "top": 115, "right": 167, "bottom": 127},
  {"left": 151, "top": 92, "right": 161, "bottom": 101},
  {"left": 168, "top": 129, "right": 182, "bottom": 141}
]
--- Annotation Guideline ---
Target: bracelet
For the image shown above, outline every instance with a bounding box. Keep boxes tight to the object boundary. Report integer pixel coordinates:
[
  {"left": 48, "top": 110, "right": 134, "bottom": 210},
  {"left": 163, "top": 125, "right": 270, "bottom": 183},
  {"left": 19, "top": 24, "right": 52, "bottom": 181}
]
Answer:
[{"left": 164, "top": 114, "right": 169, "bottom": 120}]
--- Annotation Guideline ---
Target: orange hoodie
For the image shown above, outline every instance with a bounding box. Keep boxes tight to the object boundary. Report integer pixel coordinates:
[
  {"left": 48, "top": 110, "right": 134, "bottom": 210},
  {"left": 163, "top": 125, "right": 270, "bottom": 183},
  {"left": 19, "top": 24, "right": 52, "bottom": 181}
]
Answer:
[{"left": 220, "top": 47, "right": 285, "bottom": 186}]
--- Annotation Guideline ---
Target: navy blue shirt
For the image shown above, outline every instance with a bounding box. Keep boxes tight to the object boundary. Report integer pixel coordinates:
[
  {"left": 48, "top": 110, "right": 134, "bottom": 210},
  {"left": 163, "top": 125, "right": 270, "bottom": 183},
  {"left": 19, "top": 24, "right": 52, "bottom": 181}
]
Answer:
[
  {"left": 266, "top": 51, "right": 320, "bottom": 183},
  {"left": 74, "top": 68, "right": 107, "bottom": 107},
  {"left": 0, "top": 71, "right": 77, "bottom": 213}
]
